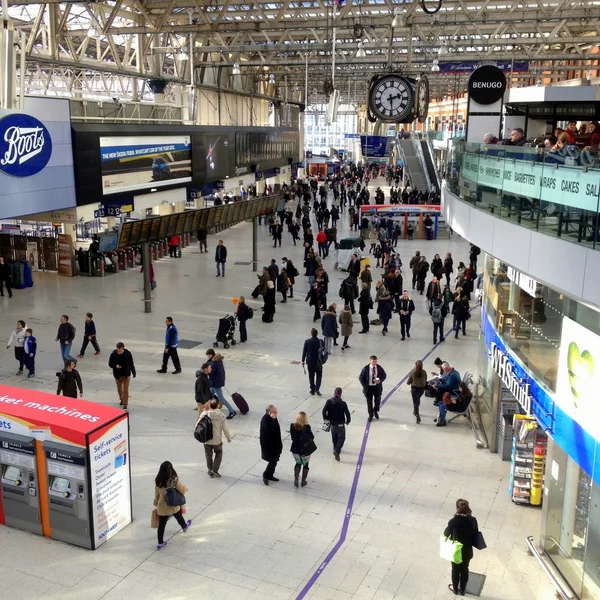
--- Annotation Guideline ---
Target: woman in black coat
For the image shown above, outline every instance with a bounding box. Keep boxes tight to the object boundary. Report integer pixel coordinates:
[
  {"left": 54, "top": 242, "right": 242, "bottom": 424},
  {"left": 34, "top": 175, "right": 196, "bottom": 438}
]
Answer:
[
  {"left": 451, "top": 290, "right": 470, "bottom": 338},
  {"left": 260, "top": 405, "right": 283, "bottom": 485},
  {"left": 263, "top": 281, "right": 276, "bottom": 323},
  {"left": 444, "top": 499, "right": 479, "bottom": 595},
  {"left": 431, "top": 254, "right": 443, "bottom": 279}
]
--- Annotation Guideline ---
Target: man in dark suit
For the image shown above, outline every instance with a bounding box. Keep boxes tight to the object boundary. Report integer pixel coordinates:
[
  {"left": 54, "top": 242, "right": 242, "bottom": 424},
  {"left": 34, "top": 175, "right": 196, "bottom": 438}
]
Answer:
[
  {"left": 301, "top": 328, "right": 323, "bottom": 396},
  {"left": 347, "top": 253, "right": 360, "bottom": 278},
  {"left": 359, "top": 355, "right": 387, "bottom": 421},
  {"left": 215, "top": 240, "right": 227, "bottom": 277}
]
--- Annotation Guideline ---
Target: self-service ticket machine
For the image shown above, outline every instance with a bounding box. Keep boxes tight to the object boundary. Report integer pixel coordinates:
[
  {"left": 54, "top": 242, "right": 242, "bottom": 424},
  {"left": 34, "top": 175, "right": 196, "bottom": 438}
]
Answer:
[
  {"left": 43, "top": 441, "right": 92, "bottom": 549},
  {"left": 0, "top": 432, "right": 42, "bottom": 535}
]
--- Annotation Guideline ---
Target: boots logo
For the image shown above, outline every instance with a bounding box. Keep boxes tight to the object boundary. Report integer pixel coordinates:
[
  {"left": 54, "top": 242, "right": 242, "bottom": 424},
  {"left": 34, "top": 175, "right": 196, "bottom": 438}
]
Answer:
[{"left": 0, "top": 114, "right": 53, "bottom": 177}]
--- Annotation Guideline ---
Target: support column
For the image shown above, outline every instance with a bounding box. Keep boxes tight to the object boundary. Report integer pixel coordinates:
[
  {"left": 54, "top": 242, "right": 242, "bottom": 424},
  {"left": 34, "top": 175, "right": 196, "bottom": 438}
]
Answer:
[
  {"left": 252, "top": 216, "right": 258, "bottom": 272},
  {"left": 142, "top": 243, "right": 152, "bottom": 313}
]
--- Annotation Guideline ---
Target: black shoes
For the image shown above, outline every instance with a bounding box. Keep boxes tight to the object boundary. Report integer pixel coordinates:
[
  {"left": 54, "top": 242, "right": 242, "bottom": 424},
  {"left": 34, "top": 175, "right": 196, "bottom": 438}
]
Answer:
[
  {"left": 401, "top": 336, "right": 405, "bottom": 341},
  {"left": 407, "top": 332, "right": 410, "bottom": 338},
  {"left": 157, "top": 369, "right": 167, "bottom": 373},
  {"left": 368, "top": 416, "right": 373, "bottom": 422},
  {"left": 416, "top": 415, "right": 421, "bottom": 424},
  {"left": 436, "top": 419, "right": 447, "bottom": 427},
  {"left": 263, "top": 476, "right": 269, "bottom": 485},
  {"left": 172, "top": 370, "right": 182, "bottom": 374},
  {"left": 226, "top": 411, "right": 237, "bottom": 419},
  {"left": 315, "top": 390, "right": 322, "bottom": 396},
  {"left": 310, "top": 390, "right": 315, "bottom": 395},
  {"left": 374, "top": 412, "right": 379, "bottom": 420},
  {"left": 359, "top": 330, "right": 368, "bottom": 334}
]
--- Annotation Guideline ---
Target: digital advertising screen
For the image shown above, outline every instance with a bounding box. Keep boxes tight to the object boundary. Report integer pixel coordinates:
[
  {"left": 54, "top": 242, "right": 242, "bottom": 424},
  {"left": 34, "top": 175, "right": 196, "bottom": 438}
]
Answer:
[
  {"left": 205, "top": 207, "right": 216, "bottom": 229},
  {"left": 183, "top": 212, "right": 193, "bottom": 234},
  {"left": 230, "top": 203, "right": 242, "bottom": 223},
  {"left": 192, "top": 211, "right": 202, "bottom": 232},
  {"left": 129, "top": 220, "right": 142, "bottom": 245},
  {"left": 100, "top": 135, "right": 192, "bottom": 195},
  {"left": 205, "top": 134, "right": 230, "bottom": 180},
  {"left": 98, "top": 232, "right": 119, "bottom": 253},
  {"left": 149, "top": 217, "right": 161, "bottom": 242},
  {"left": 158, "top": 216, "right": 169, "bottom": 239},
  {"left": 138, "top": 219, "right": 152, "bottom": 244},
  {"left": 166, "top": 214, "right": 179, "bottom": 237},
  {"left": 198, "top": 210, "right": 209, "bottom": 230},
  {"left": 118, "top": 222, "right": 133, "bottom": 248}
]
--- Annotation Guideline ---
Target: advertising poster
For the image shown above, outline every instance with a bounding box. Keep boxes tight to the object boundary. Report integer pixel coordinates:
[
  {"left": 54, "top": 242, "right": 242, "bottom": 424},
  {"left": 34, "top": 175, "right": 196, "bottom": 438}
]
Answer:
[
  {"left": 26, "top": 241, "right": 39, "bottom": 272},
  {"left": 89, "top": 417, "right": 131, "bottom": 547},
  {"left": 205, "top": 135, "right": 230, "bottom": 180},
  {"left": 57, "top": 234, "right": 73, "bottom": 276},
  {"left": 100, "top": 136, "right": 192, "bottom": 195},
  {"left": 556, "top": 316, "right": 600, "bottom": 441}
]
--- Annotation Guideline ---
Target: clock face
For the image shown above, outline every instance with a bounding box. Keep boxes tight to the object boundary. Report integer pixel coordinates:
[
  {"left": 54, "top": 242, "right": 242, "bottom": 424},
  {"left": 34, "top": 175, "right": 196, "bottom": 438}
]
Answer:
[
  {"left": 417, "top": 76, "right": 430, "bottom": 123},
  {"left": 369, "top": 75, "right": 414, "bottom": 123}
]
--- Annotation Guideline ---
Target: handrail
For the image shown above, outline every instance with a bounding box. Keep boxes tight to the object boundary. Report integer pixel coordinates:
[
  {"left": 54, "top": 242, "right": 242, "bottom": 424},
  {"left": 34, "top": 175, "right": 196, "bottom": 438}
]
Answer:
[
  {"left": 424, "top": 138, "right": 442, "bottom": 191},
  {"left": 412, "top": 136, "right": 433, "bottom": 191},
  {"left": 525, "top": 536, "right": 576, "bottom": 600},
  {"left": 396, "top": 138, "right": 412, "bottom": 188}
]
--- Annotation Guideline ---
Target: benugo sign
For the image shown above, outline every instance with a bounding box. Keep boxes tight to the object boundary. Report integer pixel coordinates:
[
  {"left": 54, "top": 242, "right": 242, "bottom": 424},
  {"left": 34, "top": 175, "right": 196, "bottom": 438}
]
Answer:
[{"left": 462, "top": 153, "right": 600, "bottom": 212}]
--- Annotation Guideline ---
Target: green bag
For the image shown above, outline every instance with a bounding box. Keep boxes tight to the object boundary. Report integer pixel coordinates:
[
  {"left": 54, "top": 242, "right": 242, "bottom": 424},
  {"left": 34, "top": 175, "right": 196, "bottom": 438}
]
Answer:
[{"left": 440, "top": 535, "right": 463, "bottom": 564}]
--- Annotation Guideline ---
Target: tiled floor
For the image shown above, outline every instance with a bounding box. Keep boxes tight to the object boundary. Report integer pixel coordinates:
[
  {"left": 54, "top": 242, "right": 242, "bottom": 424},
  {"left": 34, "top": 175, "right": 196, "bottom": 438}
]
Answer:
[{"left": 0, "top": 181, "right": 556, "bottom": 600}]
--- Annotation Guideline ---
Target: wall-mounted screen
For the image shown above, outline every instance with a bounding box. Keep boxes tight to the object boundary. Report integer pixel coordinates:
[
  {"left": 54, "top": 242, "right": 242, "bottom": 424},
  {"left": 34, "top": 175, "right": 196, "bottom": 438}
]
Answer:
[
  {"left": 98, "top": 232, "right": 119, "bottom": 252},
  {"left": 205, "top": 134, "right": 230, "bottom": 181},
  {"left": 100, "top": 135, "right": 192, "bottom": 195}
]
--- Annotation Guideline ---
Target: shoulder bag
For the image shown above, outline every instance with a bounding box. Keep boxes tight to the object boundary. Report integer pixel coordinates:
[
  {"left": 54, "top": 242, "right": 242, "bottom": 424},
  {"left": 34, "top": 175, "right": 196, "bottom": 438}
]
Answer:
[
  {"left": 440, "top": 535, "right": 463, "bottom": 564},
  {"left": 165, "top": 479, "right": 186, "bottom": 507}
]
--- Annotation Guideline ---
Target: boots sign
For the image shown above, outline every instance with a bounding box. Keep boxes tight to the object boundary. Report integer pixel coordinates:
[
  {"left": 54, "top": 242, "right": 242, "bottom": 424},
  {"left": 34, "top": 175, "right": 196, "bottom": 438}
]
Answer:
[
  {"left": 0, "top": 113, "right": 53, "bottom": 177},
  {"left": 468, "top": 65, "right": 507, "bottom": 105}
]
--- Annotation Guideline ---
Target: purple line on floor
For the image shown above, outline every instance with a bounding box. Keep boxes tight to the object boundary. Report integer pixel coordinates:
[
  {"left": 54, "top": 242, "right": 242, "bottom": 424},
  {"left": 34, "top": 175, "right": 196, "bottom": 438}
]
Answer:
[{"left": 295, "top": 307, "right": 480, "bottom": 599}]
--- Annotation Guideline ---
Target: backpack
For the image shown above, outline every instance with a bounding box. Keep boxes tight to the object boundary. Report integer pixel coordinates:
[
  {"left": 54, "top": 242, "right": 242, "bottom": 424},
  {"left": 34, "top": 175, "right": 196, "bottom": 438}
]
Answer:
[
  {"left": 431, "top": 304, "right": 443, "bottom": 324},
  {"left": 246, "top": 307, "right": 254, "bottom": 320},
  {"left": 318, "top": 340, "right": 329, "bottom": 365},
  {"left": 194, "top": 415, "right": 213, "bottom": 443}
]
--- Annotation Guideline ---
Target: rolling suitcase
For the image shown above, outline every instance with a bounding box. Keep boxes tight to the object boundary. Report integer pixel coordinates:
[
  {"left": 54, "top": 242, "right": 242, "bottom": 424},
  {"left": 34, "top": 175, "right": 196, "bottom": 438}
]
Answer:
[{"left": 231, "top": 392, "right": 249, "bottom": 415}]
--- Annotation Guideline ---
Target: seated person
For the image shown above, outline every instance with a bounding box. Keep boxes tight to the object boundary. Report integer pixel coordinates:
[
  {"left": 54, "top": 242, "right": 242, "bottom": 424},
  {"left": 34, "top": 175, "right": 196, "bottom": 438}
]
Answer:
[
  {"left": 436, "top": 383, "right": 473, "bottom": 427},
  {"left": 432, "top": 362, "right": 461, "bottom": 405}
]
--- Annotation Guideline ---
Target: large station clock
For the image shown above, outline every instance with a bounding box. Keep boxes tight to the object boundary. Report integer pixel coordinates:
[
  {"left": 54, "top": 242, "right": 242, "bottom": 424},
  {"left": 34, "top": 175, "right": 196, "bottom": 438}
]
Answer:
[{"left": 367, "top": 74, "right": 415, "bottom": 123}]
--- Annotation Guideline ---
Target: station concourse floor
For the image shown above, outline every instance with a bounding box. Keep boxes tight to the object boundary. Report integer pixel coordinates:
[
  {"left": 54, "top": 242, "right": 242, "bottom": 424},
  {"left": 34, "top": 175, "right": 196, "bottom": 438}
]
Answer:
[{"left": 0, "top": 186, "right": 556, "bottom": 600}]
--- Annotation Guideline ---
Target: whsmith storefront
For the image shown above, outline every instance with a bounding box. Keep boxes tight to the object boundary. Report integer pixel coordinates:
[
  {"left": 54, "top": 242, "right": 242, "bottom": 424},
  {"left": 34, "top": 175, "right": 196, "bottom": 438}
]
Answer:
[{"left": 477, "top": 255, "right": 600, "bottom": 599}]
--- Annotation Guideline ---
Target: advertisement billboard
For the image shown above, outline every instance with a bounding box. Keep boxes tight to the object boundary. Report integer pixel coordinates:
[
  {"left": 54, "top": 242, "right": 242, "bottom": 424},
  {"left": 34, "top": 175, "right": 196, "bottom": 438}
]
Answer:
[
  {"left": 205, "top": 134, "right": 230, "bottom": 181},
  {"left": 100, "top": 136, "right": 191, "bottom": 195},
  {"left": 556, "top": 317, "right": 600, "bottom": 442},
  {"left": 57, "top": 234, "right": 73, "bottom": 276}
]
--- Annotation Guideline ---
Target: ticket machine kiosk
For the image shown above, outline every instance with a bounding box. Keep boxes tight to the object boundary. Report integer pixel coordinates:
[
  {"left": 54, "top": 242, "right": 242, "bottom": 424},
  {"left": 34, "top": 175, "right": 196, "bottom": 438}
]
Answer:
[
  {"left": 0, "top": 432, "right": 42, "bottom": 535},
  {"left": 43, "top": 441, "right": 91, "bottom": 549}
]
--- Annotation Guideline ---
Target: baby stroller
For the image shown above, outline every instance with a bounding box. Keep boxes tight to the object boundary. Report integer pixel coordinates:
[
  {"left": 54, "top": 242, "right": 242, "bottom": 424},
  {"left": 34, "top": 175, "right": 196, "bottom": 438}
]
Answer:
[{"left": 214, "top": 315, "right": 236, "bottom": 349}]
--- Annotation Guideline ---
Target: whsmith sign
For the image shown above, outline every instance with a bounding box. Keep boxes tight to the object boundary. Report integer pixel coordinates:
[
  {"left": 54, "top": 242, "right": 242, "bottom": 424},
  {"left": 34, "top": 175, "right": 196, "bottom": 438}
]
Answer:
[
  {"left": 0, "top": 114, "right": 53, "bottom": 177},
  {"left": 462, "top": 152, "right": 600, "bottom": 212},
  {"left": 489, "top": 342, "right": 533, "bottom": 415}
]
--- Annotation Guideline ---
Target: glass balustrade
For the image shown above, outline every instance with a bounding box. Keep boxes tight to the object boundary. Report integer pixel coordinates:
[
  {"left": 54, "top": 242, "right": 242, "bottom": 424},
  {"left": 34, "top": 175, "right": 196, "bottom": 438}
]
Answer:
[{"left": 445, "top": 140, "right": 600, "bottom": 249}]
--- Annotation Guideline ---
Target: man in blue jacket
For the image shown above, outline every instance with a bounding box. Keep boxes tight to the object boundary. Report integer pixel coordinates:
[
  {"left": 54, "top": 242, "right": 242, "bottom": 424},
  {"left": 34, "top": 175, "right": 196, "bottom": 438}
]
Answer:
[
  {"left": 359, "top": 355, "right": 387, "bottom": 421},
  {"left": 432, "top": 362, "right": 461, "bottom": 405},
  {"left": 302, "top": 328, "right": 324, "bottom": 396},
  {"left": 205, "top": 348, "right": 237, "bottom": 419},
  {"left": 157, "top": 316, "right": 181, "bottom": 374}
]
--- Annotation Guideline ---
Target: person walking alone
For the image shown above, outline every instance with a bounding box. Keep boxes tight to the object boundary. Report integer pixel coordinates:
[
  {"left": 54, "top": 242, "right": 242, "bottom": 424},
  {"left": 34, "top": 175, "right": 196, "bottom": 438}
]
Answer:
[
  {"left": 302, "top": 328, "right": 324, "bottom": 396},
  {"left": 322, "top": 387, "right": 351, "bottom": 461},
  {"left": 56, "top": 360, "right": 83, "bottom": 398},
  {"left": 260, "top": 405, "right": 283, "bottom": 485},
  {"left": 430, "top": 295, "right": 449, "bottom": 344},
  {"left": 398, "top": 290, "right": 415, "bottom": 340},
  {"left": 444, "top": 499, "right": 480, "bottom": 595},
  {"left": 108, "top": 342, "right": 136, "bottom": 409},
  {"left": 7, "top": 319, "right": 26, "bottom": 375},
  {"left": 215, "top": 240, "right": 227, "bottom": 277},
  {"left": 409, "top": 250, "right": 421, "bottom": 289},
  {"left": 0, "top": 256, "right": 12, "bottom": 297},
  {"left": 77, "top": 312, "right": 101, "bottom": 358},
  {"left": 198, "top": 398, "right": 232, "bottom": 478},
  {"left": 153, "top": 461, "right": 191, "bottom": 550},
  {"left": 56, "top": 315, "right": 77, "bottom": 366},
  {"left": 290, "top": 411, "right": 315, "bottom": 487},
  {"left": 358, "top": 283, "right": 373, "bottom": 334},
  {"left": 23, "top": 328, "right": 36, "bottom": 378},
  {"left": 321, "top": 305, "right": 338, "bottom": 355},
  {"left": 359, "top": 356, "right": 387, "bottom": 422},
  {"left": 406, "top": 360, "right": 427, "bottom": 424},
  {"left": 452, "top": 288, "right": 470, "bottom": 338},
  {"left": 157, "top": 316, "right": 181, "bottom": 374},
  {"left": 338, "top": 304, "right": 353, "bottom": 351}
]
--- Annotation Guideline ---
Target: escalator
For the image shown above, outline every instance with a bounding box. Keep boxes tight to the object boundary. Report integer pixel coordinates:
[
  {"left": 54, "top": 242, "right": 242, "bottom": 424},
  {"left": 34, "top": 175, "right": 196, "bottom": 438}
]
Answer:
[{"left": 420, "top": 140, "right": 440, "bottom": 194}]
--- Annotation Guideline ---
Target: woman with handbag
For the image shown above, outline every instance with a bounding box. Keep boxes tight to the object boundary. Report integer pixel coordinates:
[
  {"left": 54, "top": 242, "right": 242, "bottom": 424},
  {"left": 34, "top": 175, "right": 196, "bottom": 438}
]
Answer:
[
  {"left": 406, "top": 360, "right": 427, "bottom": 424},
  {"left": 153, "top": 461, "right": 191, "bottom": 550},
  {"left": 290, "top": 411, "right": 316, "bottom": 488},
  {"left": 443, "top": 498, "right": 479, "bottom": 595}
]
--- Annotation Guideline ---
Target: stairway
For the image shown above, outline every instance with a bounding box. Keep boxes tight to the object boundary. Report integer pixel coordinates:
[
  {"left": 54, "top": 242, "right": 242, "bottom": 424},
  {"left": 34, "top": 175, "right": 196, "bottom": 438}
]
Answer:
[
  {"left": 398, "top": 139, "right": 428, "bottom": 191},
  {"left": 420, "top": 140, "right": 440, "bottom": 194}
]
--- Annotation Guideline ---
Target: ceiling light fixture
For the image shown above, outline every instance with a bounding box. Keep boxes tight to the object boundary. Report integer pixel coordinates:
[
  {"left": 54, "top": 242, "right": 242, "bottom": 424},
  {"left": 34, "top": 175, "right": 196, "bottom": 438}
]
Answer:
[
  {"left": 232, "top": 62, "right": 241, "bottom": 75},
  {"left": 431, "top": 59, "right": 440, "bottom": 72},
  {"left": 356, "top": 41, "right": 366, "bottom": 58},
  {"left": 269, "top": 74, "right": 275, "bottom": 83},
  {"left": 87, "top": 26, "right": 97, "bottom": 38},
  {"left": 391, "top": 8, "right": 403, "bottom": 28},
  {"left": 178, "top": 51, "right": 189, "bottom": 61}
]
